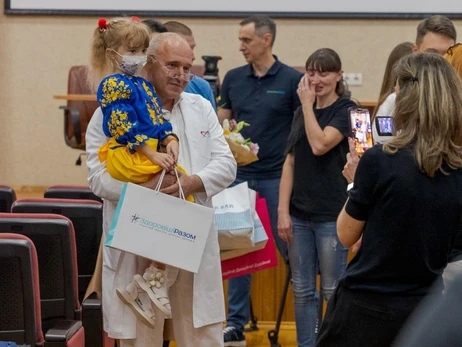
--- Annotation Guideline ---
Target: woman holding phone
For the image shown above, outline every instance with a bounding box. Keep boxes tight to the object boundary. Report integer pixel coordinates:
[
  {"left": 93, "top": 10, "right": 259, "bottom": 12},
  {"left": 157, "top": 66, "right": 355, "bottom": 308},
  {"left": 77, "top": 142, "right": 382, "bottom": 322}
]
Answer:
[
  {"left": 317, "top": 53, "right": 462, "bottom": 347},
  {"left": 277, "top": 48, "right": 356, "bottom": 347}
]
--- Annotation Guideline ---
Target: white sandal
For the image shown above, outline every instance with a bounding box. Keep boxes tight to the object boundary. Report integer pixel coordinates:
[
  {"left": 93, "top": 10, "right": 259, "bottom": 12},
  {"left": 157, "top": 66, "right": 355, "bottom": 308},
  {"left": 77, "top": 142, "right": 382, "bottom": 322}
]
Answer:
[
  {"left": 135, "top": 267, "right": 172, "bottom": 318},
  {"left": 116, "top": 281, "right": 156, "bottom": 328}
]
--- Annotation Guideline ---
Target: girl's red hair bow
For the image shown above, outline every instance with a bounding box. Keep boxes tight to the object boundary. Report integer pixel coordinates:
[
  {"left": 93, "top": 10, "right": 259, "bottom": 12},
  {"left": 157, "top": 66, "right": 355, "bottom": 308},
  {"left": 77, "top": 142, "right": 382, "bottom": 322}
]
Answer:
[
  {"left": 131, "top": 16, "right": 140, "bottom": 22},
  {"left": 98, "top": 18, "right": 108, "bottom": 30}
]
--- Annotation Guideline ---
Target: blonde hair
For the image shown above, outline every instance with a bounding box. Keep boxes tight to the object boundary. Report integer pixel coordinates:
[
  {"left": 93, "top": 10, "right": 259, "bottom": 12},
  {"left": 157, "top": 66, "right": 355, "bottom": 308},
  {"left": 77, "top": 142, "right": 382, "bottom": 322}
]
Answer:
[
  {"left": 444, "top": 43, "right": 462, "bottom": 80},
  {"left": 87, "top": 17, "right": 150, "bottom": 92},
  {"left": 383, "top": 53, "right": 462, "bottom": 177}
]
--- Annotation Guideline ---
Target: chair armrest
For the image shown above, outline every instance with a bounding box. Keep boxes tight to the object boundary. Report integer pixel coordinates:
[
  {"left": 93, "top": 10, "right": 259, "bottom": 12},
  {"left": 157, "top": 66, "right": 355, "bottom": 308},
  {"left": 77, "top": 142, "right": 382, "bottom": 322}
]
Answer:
[
  {"left": 82, "top": 292, "right": 103, "bottom": 347},
  {"left": 60, "top": 106, "right": 82, "bottom": 148},
  {"left": 45, "top": 320, "right": 82, "bottom": 346}
]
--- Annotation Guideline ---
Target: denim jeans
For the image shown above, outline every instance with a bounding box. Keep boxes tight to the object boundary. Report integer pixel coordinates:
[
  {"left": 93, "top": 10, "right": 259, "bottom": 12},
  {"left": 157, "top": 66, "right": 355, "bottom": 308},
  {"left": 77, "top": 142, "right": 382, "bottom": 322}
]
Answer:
[
  {"left": 226, "top": 177, "right": 287, "bottom": 331},
  {"left": 289, "top": 217, "right": 348, "bottom": 347}
]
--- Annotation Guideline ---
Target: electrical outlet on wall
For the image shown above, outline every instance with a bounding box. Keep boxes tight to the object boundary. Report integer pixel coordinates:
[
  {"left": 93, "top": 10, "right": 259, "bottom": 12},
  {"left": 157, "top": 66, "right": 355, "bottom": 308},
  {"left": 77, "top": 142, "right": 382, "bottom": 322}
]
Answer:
[{"left": 343, "top": 73, "right": 363, "bottom": 87}]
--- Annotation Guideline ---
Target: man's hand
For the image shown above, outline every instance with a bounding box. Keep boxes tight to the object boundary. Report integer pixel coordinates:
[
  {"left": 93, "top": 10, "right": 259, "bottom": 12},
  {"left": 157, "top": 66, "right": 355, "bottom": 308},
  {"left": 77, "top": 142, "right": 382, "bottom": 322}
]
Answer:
[
  {"left": 139, "top": 170, "right": 176, "bottom": 190},
  {"left": 160, "top": 173, "right": 205, "bottom": 199},
  {"left": 343, "top": 137, "right": 360, "bottom": 184}
]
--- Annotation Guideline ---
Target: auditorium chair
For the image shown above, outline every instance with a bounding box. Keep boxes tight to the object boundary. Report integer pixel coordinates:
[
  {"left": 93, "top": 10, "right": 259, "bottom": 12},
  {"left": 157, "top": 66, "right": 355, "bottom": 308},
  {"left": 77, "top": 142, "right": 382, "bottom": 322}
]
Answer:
[
  {"left": 60, "top": 65, "right": 99, "bottom": 150},
  {"left": 44, "top": 184, "right": 102, "bottom": 203},
  {"left": 0, "top": 233, "right": 84, "bottom": 346},
  {"left": 0, "top": 185, "right": 16, "bottom": 213},
  {"left": 0, "top": 214, "right": 81, "bottom": 330},
  {"left": 11, "top": 198, "right": 103, "bottom": 302},
  {"left": 0, "top": 213, "right": 112, "bottom": 347}
]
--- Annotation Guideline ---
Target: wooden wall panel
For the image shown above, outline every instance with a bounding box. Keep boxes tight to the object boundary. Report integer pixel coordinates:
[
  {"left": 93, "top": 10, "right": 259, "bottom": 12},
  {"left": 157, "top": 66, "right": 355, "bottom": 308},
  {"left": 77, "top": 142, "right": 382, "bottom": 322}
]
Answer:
[{"left": 223, "top": 252, "right": 295, "bottom": 322}]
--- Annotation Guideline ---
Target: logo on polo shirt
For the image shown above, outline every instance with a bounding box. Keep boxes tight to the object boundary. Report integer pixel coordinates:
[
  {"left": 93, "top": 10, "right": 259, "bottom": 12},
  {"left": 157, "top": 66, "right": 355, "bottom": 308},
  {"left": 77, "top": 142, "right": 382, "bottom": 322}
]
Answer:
[{"left": 266, "top": 90, "right": 286, "bottom": 94}]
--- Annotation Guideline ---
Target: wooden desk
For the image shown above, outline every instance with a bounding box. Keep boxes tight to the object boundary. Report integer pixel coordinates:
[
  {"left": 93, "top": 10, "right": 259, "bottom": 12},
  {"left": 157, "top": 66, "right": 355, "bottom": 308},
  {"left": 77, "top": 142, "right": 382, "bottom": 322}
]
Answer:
[{"left": 54, "top": 94, "right": 96, "bottom": 101}]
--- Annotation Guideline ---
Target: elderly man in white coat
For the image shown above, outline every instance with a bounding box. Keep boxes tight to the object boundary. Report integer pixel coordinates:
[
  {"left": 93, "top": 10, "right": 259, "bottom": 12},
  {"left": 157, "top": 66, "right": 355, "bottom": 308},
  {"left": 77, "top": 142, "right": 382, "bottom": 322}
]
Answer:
[{"left": 85, "top": 32, "right": 236, "bottom": 346}]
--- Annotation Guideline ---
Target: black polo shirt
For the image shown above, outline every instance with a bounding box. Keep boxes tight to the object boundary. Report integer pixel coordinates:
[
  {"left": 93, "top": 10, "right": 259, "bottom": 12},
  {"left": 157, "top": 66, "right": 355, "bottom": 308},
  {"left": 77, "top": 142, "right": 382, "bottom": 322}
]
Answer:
[{"left": 219, "top": 58, "right": 303, "bottom": 180}]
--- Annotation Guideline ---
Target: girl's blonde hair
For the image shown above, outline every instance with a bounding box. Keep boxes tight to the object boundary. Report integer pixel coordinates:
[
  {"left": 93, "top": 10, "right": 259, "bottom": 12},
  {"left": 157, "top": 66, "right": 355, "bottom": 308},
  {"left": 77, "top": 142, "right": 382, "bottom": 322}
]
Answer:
[
  {"left": 383, "top": 53, "right": 462, "bottom": 177},
  {"left": 87, "top": 17, "right": 150, "bottom": 92}
]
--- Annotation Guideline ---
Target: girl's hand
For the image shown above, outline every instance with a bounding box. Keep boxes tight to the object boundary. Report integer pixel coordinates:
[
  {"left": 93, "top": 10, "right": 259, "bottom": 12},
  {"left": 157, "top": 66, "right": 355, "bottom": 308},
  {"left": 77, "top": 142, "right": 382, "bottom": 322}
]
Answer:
[
  {"left": 150, "top": 152, "right": 175, "bottom": 171},
  {"left": 166, "top": 140, "right": 179, "bottom": 164},
  {"left": 277, "top": 212, "right": 293, "bottom": 244},
  {"left": 297, "top": 74, "right": 316, "bottom": 106}
]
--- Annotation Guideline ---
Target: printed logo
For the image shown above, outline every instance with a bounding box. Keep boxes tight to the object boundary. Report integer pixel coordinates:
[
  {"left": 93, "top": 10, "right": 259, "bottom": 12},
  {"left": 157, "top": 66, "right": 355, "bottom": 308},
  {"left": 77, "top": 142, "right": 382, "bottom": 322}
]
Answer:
[
  {"left": 129, "top": 214, "right": 197, "bottom": 242},
  {"left": 266, "top": 90, "right": 286, "bottom": 95},
  {"left": 200, "top": 130, "right": 210, "bottom": 137},
  {"left": 214, "top": 204, "right": 234, "bottom": 211}
]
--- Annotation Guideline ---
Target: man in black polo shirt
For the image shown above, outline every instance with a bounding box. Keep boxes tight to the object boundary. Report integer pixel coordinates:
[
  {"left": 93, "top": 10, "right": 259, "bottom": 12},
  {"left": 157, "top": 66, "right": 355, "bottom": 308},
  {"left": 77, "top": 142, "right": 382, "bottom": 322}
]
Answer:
[{"left": 218, "top": 15, "right": 303, "bottom": 346}]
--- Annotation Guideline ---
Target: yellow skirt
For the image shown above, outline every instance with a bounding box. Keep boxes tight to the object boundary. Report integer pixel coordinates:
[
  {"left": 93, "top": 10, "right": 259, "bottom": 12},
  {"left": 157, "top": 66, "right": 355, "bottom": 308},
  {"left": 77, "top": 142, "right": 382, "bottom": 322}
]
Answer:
[{"left": 99, "top": 138, "right": 194, "bottom": 202}]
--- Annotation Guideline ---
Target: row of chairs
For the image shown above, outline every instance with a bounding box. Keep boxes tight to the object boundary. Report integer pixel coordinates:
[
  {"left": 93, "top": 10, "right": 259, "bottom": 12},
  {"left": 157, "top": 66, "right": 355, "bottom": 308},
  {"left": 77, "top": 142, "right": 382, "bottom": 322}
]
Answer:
[{"left": 0, "top": 185, "right": 111, "bottom": 347}]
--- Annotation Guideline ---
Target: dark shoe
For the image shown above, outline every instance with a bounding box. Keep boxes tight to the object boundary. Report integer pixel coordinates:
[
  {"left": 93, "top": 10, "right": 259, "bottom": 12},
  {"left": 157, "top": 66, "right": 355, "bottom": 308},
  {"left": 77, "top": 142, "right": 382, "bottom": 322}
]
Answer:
[{"left": 224, "top": 326, "right": 246, "bottom": 346}]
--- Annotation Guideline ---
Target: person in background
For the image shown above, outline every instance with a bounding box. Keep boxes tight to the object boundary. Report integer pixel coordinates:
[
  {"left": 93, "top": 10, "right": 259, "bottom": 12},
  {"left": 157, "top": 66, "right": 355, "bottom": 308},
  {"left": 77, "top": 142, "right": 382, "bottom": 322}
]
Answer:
[
  {"left": 317, "top": 53, "right": 462, "bottom": 347},
  {"left": 142, "top": 18, "right": 168, "bottom": 35},
  {"left": 371, "top": 15, "right": 456, "bottom": 144},
  {"left": 372, "top": 42, "right": 413, "bottom": 143},
  {"left": 163, "top": 20, "right": 217, "bottom": 109},
  {"left": 278, "top": 48, "right": 355, "bottom": 347},
  {"left": 218, "top": 15, "right": 303, "bottom": 346}
]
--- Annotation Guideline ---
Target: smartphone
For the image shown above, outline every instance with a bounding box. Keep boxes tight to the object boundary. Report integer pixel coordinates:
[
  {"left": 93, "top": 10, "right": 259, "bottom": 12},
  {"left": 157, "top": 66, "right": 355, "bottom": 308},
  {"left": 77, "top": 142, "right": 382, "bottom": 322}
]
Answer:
[
  {"left": 375, "top": 116, "right": 394, "bottom": 137},
  {"left": 348, "top": 107, "right": 373, "bottom": 155}
]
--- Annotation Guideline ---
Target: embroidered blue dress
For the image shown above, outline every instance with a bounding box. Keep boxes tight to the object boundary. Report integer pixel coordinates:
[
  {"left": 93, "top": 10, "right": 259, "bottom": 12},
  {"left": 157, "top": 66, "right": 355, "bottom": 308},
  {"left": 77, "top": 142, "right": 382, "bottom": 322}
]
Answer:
[{"left": 97, "top": 74, "right": 180, "bottom": 183}]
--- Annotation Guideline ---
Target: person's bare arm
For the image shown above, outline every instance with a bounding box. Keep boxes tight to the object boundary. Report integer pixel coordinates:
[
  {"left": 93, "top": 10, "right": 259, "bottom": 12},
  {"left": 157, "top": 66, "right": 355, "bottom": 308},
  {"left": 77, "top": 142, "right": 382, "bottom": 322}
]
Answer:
[
  {"left": 277, "top": 154, "right": 295, "bottom": 244},
  {"left": 298, "top": 75, "right": 344, "bottom": 156},
  {"left": 337, "top": 200, "right": 365, "bottom": 247},
  {"left": 218, "top": 108, "right": 232, "bottom": 124}
]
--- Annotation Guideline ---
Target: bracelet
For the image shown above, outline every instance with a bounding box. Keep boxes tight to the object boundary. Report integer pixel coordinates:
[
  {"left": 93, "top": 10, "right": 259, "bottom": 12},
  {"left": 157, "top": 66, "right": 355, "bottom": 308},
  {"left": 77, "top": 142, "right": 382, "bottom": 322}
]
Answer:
[{"left": 347, "top": 183, "right": 354, "bottom": 192}]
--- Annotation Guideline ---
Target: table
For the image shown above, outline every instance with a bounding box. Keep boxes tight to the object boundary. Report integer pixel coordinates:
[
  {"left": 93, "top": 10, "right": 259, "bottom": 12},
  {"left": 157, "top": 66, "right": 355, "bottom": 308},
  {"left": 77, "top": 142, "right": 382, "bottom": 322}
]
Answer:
[{"left": 53, "top": 94, "right": 97, "bottom": 101}]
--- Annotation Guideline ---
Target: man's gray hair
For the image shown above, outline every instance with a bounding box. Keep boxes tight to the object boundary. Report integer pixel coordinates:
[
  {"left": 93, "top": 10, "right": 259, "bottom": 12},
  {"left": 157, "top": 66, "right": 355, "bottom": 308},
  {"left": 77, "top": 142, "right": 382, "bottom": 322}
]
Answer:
[{"left": 148, "top": 32, "right": 189, "bottom": 56}]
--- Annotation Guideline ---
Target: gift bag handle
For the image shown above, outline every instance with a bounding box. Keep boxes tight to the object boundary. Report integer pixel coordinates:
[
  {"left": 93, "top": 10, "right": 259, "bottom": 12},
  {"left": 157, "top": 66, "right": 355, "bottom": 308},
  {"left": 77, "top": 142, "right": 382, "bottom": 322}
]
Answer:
[{"left": 154, "top": 169, "right": 186, "bottom": 201}]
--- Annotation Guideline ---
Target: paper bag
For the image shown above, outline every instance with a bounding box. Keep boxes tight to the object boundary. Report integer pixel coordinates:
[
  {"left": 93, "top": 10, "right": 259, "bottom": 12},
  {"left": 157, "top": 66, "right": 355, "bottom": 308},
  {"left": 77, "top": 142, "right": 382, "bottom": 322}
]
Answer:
[
  {"left": 106, "top": 182, "right": 213, "bottom": 273},
  {"left": 213, "top": 182, "right": 255, "bottom": 250},
  {"left": 220, "top": 193, "right": 268, "bottom": 261},
  {"left": 221, "top": 197, "right": 278, "bottom": 280}
]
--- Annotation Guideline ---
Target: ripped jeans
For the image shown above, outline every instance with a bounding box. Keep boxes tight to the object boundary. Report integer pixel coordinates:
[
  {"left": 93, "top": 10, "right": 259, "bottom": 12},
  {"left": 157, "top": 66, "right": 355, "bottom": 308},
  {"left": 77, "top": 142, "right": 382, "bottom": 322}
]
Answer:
[{"left": 288, "top": 217, "right": 348, "bottom": 347}]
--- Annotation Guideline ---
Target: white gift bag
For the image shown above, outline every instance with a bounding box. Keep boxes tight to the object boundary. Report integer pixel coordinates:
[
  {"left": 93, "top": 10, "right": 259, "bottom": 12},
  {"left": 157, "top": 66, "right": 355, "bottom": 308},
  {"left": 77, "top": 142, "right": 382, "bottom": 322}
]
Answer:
[
  {"left": 105, "top": 170, "right": 213, "bottom": 273},
  {"left": 213, "top": 182, "right": 255, "bottom": 250}
]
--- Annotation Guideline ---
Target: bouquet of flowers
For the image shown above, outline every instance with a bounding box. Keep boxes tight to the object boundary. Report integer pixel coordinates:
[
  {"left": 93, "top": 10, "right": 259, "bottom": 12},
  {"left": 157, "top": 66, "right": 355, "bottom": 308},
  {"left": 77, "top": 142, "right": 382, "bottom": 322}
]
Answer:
[{"left": 222, "top": 119, "right": 259, "bottom": 166}]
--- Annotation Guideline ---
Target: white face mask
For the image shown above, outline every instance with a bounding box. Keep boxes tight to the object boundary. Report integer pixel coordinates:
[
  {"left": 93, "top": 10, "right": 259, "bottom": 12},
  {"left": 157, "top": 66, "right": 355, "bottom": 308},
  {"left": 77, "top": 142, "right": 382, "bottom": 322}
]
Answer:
[{"left": 113, "top": 50, "right": 147, "bottom": 76}]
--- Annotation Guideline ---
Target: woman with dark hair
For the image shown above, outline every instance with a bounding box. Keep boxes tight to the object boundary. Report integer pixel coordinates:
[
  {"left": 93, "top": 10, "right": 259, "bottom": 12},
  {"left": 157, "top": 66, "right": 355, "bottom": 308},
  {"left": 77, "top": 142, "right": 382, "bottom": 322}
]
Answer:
[
  {"left": 277, "top": 48, "right": 356, "bottom": 347},
  {"left": 317, "top": 53, "right": 462, "bottom": 347}
]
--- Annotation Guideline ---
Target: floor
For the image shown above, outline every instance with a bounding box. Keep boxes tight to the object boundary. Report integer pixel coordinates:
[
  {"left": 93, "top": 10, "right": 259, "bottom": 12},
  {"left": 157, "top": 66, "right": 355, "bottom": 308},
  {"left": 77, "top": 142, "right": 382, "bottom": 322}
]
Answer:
[{"left": 169, "top": 322, "right": 297, "bottom": 347}]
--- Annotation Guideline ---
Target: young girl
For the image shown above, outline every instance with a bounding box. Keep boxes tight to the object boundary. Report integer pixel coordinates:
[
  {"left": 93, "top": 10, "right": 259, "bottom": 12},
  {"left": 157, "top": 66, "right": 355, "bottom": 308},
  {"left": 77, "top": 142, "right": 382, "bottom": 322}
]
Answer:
[{"left": 88, "top": 16, "right": 188, "bottom": 328}]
